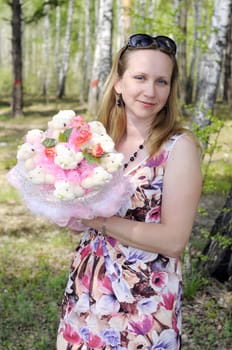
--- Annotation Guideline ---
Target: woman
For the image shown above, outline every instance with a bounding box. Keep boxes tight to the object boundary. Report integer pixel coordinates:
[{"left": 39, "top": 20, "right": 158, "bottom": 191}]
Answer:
[{"left": 57, "top": 33, "right": 202, "bottom": 350}]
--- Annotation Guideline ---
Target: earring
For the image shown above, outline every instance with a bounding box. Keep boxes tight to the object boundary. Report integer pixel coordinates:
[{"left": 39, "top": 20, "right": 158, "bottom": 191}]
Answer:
[{"left": 116, "top": 93, "right": 124, "bottom": 107}]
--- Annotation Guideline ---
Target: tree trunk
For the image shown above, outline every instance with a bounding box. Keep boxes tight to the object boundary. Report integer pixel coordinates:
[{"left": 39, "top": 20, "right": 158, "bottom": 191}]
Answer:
[
  {"left": 223, "top": 5, "right": 232, "bottom": 103},
  {"left": 202, "top": 186, "right": 232, "bottom": 282},
  {"left": 42, "top": 1, "right": 50, "bottom": 97},
  {"left": 57, "top": 0, "right": 74, "bottom": 99},
  {"left": 185, "top": 0, "right": 202, "bottom": 104},
  {"left": 55, "top": 5, "right": 61, "bottom": 82},
  {"left": 11, "top": 0, "right": 23, "bottom": 118},
  {"left": 88, "top": 0, "right": 113, "bottom": 115},
  {"left": 193, "top": 0, "right": 231, "bottom": 128}
]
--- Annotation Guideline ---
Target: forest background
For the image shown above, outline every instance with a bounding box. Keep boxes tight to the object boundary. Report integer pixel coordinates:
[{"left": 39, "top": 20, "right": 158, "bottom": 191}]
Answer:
[{"left": 0, "top": 0, "right": 231, "bottom": 349}]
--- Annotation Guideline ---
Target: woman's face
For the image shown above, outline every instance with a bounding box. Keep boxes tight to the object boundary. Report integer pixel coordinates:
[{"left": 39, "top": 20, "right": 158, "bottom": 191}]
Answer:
[{"left": 115, "top": 49, "right": 173, "bottom": 123}]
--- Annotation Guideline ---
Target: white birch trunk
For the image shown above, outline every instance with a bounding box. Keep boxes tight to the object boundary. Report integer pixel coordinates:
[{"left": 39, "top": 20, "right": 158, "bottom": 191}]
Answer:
[
  {"left": 57, "top": 0, "right": 74, "bottom": 98},
  {"left": 80, "top": 0, "right": 92, "bottom": 102},
  {"left": 88, "top": 0, "right": 113, "bottom": 115},
  {"left": 115, "top": 0, "right": 125, "bottom": 51},
  {"left": 55, "top": 5, "right": 61, "bottom": 80},
  {"left": 193, "top": 0, "right": 232, "bottom": 127}
]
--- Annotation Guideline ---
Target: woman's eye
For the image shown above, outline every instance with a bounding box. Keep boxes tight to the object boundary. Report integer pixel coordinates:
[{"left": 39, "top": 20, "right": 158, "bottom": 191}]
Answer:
[
  {"left": 157, "top": 79, "right": 168, "bottom": 85},
  {"left": 134, "top": 75, "right": 144, "bottom": 80}
]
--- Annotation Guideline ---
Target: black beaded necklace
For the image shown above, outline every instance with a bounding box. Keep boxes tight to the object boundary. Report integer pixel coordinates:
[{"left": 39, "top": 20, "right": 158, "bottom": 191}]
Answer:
[{"left": 124, "top": 144, "right": 144, "bottom": 169}]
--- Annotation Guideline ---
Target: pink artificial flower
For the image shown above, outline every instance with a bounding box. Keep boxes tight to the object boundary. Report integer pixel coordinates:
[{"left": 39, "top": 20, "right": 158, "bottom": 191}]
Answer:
[
  {"left": 91, "top": 143, "right": 104, "bottom": 157},
  {"left": 68, "top": 115, "right": 84, "bottom": 128},
  {"left": 44, "top": 147, "right": 56, "bottom": 159},
  {"left": 74, "top": 125, "right": 92, "bottom": 148}
]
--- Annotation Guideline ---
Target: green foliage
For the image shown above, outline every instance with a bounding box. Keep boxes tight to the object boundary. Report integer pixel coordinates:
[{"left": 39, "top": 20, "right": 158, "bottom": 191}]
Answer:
[{"left": 183, "top": 271, "right": 207, "bottom": 300}]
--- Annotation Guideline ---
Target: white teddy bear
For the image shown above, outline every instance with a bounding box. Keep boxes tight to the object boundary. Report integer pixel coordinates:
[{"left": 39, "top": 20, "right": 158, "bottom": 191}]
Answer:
[
  {"left": 88, "top": 121, "right": 106, "bottom": 134},
  {"left": 17, "top": 143, "right": 41, "bottom": 170},
  {"left": 100, "top": 152, "right": 124, "bottom": 173},
  {"left": 87, "top": 133, "right": 115, "bottom": 153},
  {"left": 17, "top": 143, "right": 36, "bottom": 161},
  {"left": 27, "top": 166, "right": 55, "bottom": 185},
  {"left": 54, "top": 144, "right": 83, "bottom": 169},
  {"left": 54, "top": 180, "right": 84, "bottom": 200},
  {"left": 81, "top": 166, "right": 112, "bottom": 190},
  {"left": 25, "top": 129, "right": 44, "bottom": 144},
  {"left": 47, "top": 110, "right": 76, "bottom": 138}
]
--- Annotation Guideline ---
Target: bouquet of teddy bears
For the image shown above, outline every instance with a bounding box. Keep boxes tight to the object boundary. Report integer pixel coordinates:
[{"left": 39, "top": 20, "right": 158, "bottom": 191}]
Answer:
[{"left": 7, "top": 110, "right": 134, "bottom": 230}]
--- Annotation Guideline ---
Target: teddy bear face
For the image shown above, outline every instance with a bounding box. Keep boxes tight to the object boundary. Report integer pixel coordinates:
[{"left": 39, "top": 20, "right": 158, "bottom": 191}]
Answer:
[
  {"left": 100, "top": 153, "right": 124, "bottom": 173},
  {"left": 17, "top": 143, "right": 36, "bottom": 160},
  {"left": 81, "top": 166, "right": 112, "bottom": 190},
  {"left": 54, "top": 180, "right": 84, "bottom": 200},
  {"left": 54, "top": 144, "right": 83, "bottom": 169}
]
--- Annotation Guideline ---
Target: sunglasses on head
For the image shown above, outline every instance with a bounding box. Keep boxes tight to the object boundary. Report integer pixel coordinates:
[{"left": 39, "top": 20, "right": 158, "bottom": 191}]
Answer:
[{"left": 125, "top": 33, "right": 177, "bottom": 55}]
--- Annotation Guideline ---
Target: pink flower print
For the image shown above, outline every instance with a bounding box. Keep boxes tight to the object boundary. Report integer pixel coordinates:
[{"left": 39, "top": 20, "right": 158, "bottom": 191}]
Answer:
[
  {"left": 147, "top": 150, "right": 168, "bottom": 168},
  {"left": 161, "top": 292, "right": 176, "bottom": 310},
  {"left": 146, "top": 206, "right": 161, "bottom": 223},
  {"left": 87, "top": 332, "right": 105, "bottom": 348},
  {"left": 128, "top": 335, "right": 149, "bottom": 350},
  {"left": 95, "top": 239, "right": 104, "bottom": 257},
  {"left": 79, "top": 327, "right": 105, "bottom": 348},
  {"left": 80, "top": 244, "right": 92, "bottom": 259},
  {"left": 150, "top": 271, "right": 168, "bottom": 292},
  {"left": 80, "top": 272, "right": 91, "bottom": 292},
  {"left": 63, "top": 323, "right": 83, "bottom": 345},
  {"left": 128, "top": 315, "right": 154, "bottom": 335},
  {"left": 98, "top": 275, "right": 114, "bottom": 294}
]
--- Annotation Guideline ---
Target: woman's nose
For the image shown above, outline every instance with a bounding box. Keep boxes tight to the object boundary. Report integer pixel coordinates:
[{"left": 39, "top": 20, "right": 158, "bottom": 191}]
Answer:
[{"left": 144, "top": 82, "right": 156, "bottom": 97}]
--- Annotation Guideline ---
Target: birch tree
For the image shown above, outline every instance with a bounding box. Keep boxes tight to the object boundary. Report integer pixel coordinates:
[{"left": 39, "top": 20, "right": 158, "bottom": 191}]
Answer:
[
  {"left": 57, "top": 0, "right": 74, "bottom": 98},
  {"left": 193, "top": 0, "right": 232, "bottom": 128},
  {"left": 55, "top": 4, "right": 61, "bottom": 80},
  {"left": 88, "top": 0, "right": 113, "bottom": 115}
]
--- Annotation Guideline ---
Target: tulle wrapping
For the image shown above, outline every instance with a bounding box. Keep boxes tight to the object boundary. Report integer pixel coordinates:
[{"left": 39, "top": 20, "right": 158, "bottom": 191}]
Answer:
[{"left": 7, "top": 161, "right": 135, "bottom": 230}]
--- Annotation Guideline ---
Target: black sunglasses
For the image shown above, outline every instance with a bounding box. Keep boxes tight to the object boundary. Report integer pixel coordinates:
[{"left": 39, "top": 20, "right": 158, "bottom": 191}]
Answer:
[{"left": 125, "top": 33, "right": 177, "bottom": 55}]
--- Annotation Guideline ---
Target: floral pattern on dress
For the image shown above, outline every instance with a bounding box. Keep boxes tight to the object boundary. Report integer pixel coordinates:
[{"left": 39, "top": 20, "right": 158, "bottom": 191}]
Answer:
[{"left": 57, "top": 135, "right": 183, "bottom": 350}]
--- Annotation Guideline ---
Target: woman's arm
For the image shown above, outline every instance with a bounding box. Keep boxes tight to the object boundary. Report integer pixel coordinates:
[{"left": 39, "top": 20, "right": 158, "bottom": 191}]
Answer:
[{"left": 82, "top": 135, "right": 202, "bottom": 258}]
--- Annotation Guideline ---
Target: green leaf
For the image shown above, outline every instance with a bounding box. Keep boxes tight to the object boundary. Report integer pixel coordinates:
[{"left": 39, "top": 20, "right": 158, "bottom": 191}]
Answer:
[
  {"left": 58, "top": 128, "right": 73, "bottom": 143},
  {"left": 42, "top": 138, "right": 57, "bottom": 148},
  {"left": 82, "top": 149, "right": 100, "bottom": 164}
]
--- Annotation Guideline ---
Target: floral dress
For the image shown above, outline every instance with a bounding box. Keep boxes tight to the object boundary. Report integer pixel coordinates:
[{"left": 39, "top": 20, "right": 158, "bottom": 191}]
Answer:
[{"left": 57, "top": 135, "right": 183, "bottom": 350}]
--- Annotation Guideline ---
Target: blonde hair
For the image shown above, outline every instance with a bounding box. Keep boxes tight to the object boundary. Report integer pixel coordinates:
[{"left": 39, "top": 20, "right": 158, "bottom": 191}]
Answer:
[{"left": 97, "top": 45, "right": 189, "bottom": 156}]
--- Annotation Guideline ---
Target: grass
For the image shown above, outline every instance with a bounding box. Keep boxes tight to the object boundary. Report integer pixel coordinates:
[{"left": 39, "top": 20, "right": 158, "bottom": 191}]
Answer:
[{"left": 0, "top": 97, "right": 231, "bottom": 349}]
